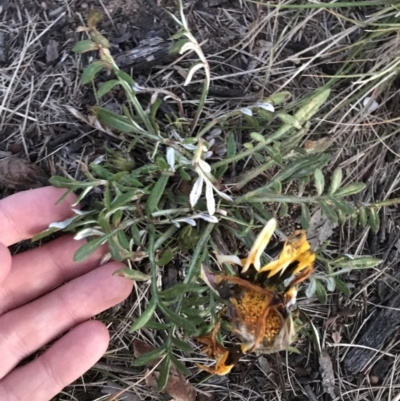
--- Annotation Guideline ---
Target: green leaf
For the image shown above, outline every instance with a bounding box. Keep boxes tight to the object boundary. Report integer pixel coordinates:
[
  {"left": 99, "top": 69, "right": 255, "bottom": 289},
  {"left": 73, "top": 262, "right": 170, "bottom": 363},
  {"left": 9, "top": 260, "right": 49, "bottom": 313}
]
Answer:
[
  {"left": 129, "top": 300, "right": 157, "bottom": 332},
  {"left": 159, "top": 303, "right": 196, "bottom": 332},
  {"left": 49, "top": 176, "right": 91, "bottom": 189},
  {"left": 157, "top": 355, "right": 171, "bottom": 391},
  {"left": 315, "top": 279, "right": 327, "bottom": 304},
  {"left": 112, "top": 209, "right": 123, "bottom": 226},
  {"left": 328, "top": 168, "right": 343, "bottom": 194},
  {"left": 286, "top": 346, "right": 302, "bottom": 354},
  {"left": 278, "top": 202, "right": 288, "bottom": 218},
  {"left": 368, "top": 207, "right": 380, "bottom": 233},
  {"left": 328, "top": 196, "right": 356, "bottom": 215},
  {"left": 108, "top": 235, "right": 122, "bottom": 261},
  {"left": 144, "top": 320, "right": 171, "bottom": 330},
  {"left": 157, "top": 248, "right": 174, "bottom": 266},
  {"left": 358, "top": 207, "right": 367, "bottom": 227},
  {"left": 115, "top": 229, "right": 134, "bottom": 249},
  {"left": 113, "top": 267, "right": 151, "bottom": 281},
  {"left": 131, "top": 344, "right": 167, "bottom": 366},
  {"left": 145, "top": 175, "right": 169, "bottom": 215},
  {"left": 265, "top": 144, "right": 283, "bottom": 163},
  {"left": 276, "top": 113, "right": 302, "bottom": 129},
  {"left": 72, "top": 40, "right": 98, "bottom": 54},
  {"left": 130, "top": 224, "right": 141, "bottom": 246},
  {"left": 97, "top": 79, "right": 120, "bottom": 98},
  {"left": 31, "top": 227, "right": 60, "bottom": 242},
  {"left": 171, "top": 336, "right": 193, "bottom": 353},
  {"left": 116, "top": 70, "right": 135, "bottom": 86},
  {"left": 250, "top": 132, "right": 266, "bottom": 143},
  {"left": 334, "top": 182, "right": 366, "bottom": 197},
  {"left": 159, "top": 283, "right": 193, "bottom": 299},
  {"left": 272, "top": 180, "right": 282, "bottom": 194},
  {"left": 294, "top": 88, "right": 330, "bottom": 125},
  {"left": 104, "top": 184, "right": 111, "bottom": 210},
  {"left": 81, "top": 61, "right": 105, "bottom": 85},
  {"left": 331, "top": 256, "right": 382, "bottom": 269},
  {"left": 169, "top": 38, "right": 190, "bottom": 55},
  {"left": 216, "top": 132, "right": 236, "bottom": 178},
  {"left": 74, "top": 236, "right": 107, "bottom": 262},
  {"left": 314, "top": 168, "right": 325, "bottom": 196},
  {"left": 334, "top": 277, "right": 351, "bottom": 296},
  {"left": 300, "top": 203, "right": 311, "bottom": 230},
  {"left": 326, "top": 276, "right": 336, "bottom": 292},
  {"left": 170, "top": 354, "right": 192, "bottom": 376},
  {"left": 179, "top": 168, "right": 191, "bottom": 181},
  {"left": 305, "top": 276, "right": 317, "bottom": 298},
  {"left": 320, "top": 201, "right": 338, "bottom": 223},
  {"left": 96, "top": 107, "right": 137, "bottom": 133}
]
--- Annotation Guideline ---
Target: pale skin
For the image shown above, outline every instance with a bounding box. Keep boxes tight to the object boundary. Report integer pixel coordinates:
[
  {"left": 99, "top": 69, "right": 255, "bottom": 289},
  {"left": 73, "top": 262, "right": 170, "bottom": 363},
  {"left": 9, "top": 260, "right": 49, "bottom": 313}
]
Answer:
[{"left": 0, "top": 186, "right": 134, "bottom": 401}]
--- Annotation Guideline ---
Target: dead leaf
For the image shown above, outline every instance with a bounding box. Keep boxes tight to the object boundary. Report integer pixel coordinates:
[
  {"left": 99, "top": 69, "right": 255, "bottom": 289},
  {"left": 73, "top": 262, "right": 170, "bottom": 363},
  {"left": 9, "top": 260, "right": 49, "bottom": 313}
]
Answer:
[
  {"left": 0, "top": 157, "right": 48, "bottom": 190},
  {"left": 308, "top": 209, "right": 338, "bottom": 250},
  {"left": 319, "top": 351, "right": 336, "bottom": 398},
  {"left": 46, "top": 39, "right": 59, "bottom": 64},
  {"left": 145, "top": 369, "right": 196, "bottom": 401},
  {"left": 304, "top": 137, "right": 333, "bottom": 153},
  {"left": 133, "top": 340, "right": 196, "bottom": 401}
]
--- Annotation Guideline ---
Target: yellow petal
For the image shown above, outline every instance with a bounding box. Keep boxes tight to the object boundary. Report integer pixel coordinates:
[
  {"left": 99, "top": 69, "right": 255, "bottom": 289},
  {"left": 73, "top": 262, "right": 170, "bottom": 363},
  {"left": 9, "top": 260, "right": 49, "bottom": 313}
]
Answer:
[
  {"left": 242, "top": 218, "right": 277, "bottom": 273},
  {"left": 291, "top": 251, "right": 315, "bottom": 276}
]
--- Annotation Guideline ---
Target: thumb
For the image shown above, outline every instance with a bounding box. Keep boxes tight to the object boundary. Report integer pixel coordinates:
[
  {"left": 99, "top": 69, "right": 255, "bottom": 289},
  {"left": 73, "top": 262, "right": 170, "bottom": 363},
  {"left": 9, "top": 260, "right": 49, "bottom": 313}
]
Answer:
[{"left": 0, "top": 242, "right": 11, "bottom": 285}]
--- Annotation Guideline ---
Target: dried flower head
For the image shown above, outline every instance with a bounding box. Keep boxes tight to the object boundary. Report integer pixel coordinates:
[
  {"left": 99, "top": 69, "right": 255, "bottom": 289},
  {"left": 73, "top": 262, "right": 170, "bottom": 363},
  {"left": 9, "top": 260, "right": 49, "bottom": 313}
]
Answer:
[{"left": 196, "top": 218, "right": 315, "bottom": 375}]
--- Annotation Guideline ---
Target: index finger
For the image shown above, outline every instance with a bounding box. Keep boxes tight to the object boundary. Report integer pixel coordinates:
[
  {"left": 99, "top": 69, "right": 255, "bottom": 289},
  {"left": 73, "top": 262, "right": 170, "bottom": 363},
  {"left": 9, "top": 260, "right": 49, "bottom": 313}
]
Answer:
[{"left": 0, "top": 187, "right": 77, "bottom": 246}]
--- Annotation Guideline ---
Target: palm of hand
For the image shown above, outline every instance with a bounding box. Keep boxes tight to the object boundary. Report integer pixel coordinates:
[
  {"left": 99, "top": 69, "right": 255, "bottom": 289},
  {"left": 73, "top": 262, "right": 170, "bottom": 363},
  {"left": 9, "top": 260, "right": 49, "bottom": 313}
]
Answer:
[{"left": 0, "top": 187, "right": 133, "bottom": 401}]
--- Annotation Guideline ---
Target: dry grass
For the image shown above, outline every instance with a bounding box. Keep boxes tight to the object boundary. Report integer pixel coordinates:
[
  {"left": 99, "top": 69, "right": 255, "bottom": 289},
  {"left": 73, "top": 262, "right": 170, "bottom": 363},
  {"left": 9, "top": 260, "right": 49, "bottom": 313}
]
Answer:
[{"left": 1, "top": 0, "right": 400, "bottom": 400}]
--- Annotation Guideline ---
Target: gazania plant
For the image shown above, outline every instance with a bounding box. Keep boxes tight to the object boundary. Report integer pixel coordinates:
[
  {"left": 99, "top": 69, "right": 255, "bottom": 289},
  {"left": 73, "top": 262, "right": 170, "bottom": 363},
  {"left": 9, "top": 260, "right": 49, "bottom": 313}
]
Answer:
[{"left": 196, "top": 218, "right": 315, "bottom": 375}]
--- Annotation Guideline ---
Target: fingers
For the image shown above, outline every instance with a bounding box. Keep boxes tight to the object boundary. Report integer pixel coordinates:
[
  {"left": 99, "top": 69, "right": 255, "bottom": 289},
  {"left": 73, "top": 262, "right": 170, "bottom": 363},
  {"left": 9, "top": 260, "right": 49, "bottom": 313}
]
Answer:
[
  {"left": 0, "top": 236, "right": 107, "bottom": 315},
  {"left": 0, "top": 243, "right": 11, "bottom": 284},
  {"left": 0, "top": 262, "right": 133, "bottom": 378},
  {"left": 0, "top": 187, "right": 77, "bottom": 246},
  {"left": 0, "top": 320, "right": 109, "bottom": 401}
]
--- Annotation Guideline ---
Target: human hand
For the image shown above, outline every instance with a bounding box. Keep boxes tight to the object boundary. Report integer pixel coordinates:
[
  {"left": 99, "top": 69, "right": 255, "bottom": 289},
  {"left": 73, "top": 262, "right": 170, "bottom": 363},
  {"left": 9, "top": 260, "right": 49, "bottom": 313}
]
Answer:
[{"left": 0, "top": 187, "right": 134, "bottom": 401}]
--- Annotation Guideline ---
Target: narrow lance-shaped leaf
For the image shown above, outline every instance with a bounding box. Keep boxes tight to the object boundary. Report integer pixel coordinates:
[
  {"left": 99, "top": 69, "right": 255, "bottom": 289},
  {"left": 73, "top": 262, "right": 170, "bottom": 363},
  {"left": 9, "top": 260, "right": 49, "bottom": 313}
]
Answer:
[
  {"left": 334, "top": 182, "right": 366, "bottom": 197},
  {"left": 320, "top": 201, "right": 338, "bottom": 223},
  {"left": 331, "top": 256, "right": 383, "bottom": 269},
  {"left": 159, "top": 283, "right": 193, "bottom": 299},
  {"left": 159, "top": 303, "right": 196, "bottom": 332},
  {"left": 72, "top": 40, "right": 98, "bottom": 54},
  {"left": 96, "top": 107, "right": 138, "bottom": 133},
  {"left": 368, "top": 207, "right": 380, "bottom": 234},
  {"left": 300, "top": 203, "right": 311, "bottom": 230},
  {"left": 157, "top": 354, "right": 171, "bottom": 391},
  {"left": 157, "top": 248, "right": 174, "bottom": 267},
  {"left": 131, "top": 344, "right": 167, "bottom": 366},
  {"left": 97, "top": 79, "right": 120, "bottom": 98},
  {"left": 278, "top": 202, "right": 288, "bottom": 218},
  {"left": 334, "top": 277, "right": 351, "bottom": 296},
  {"left": 81, "top": 61, "right": 106, "bottom": 85},
  {"left": 145, "top": 175, "right": 169, "bottom": 215},
  {"left": 305, "top": 276, "right": 317, "bottom": 298},
  {"left": 329, "top": 168, "right": 343, "bottom": 194},
  {"left": 129, "top": 300, "right": 157, "bottom": 332},
  {"left": 315, "top": 279, "right": 327, "bottom": 304},
  {"left": 314, "top": 168, "right": 325, "bottom": 196},
  {"left": 113, "top": 267, "right": 151, "bottom": 282},
  {"left": 358, "top": 207, "right": 368, "bottom": 227},
  {"left": 74, "top": 236, "right": 108, "bottom": 262}
]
